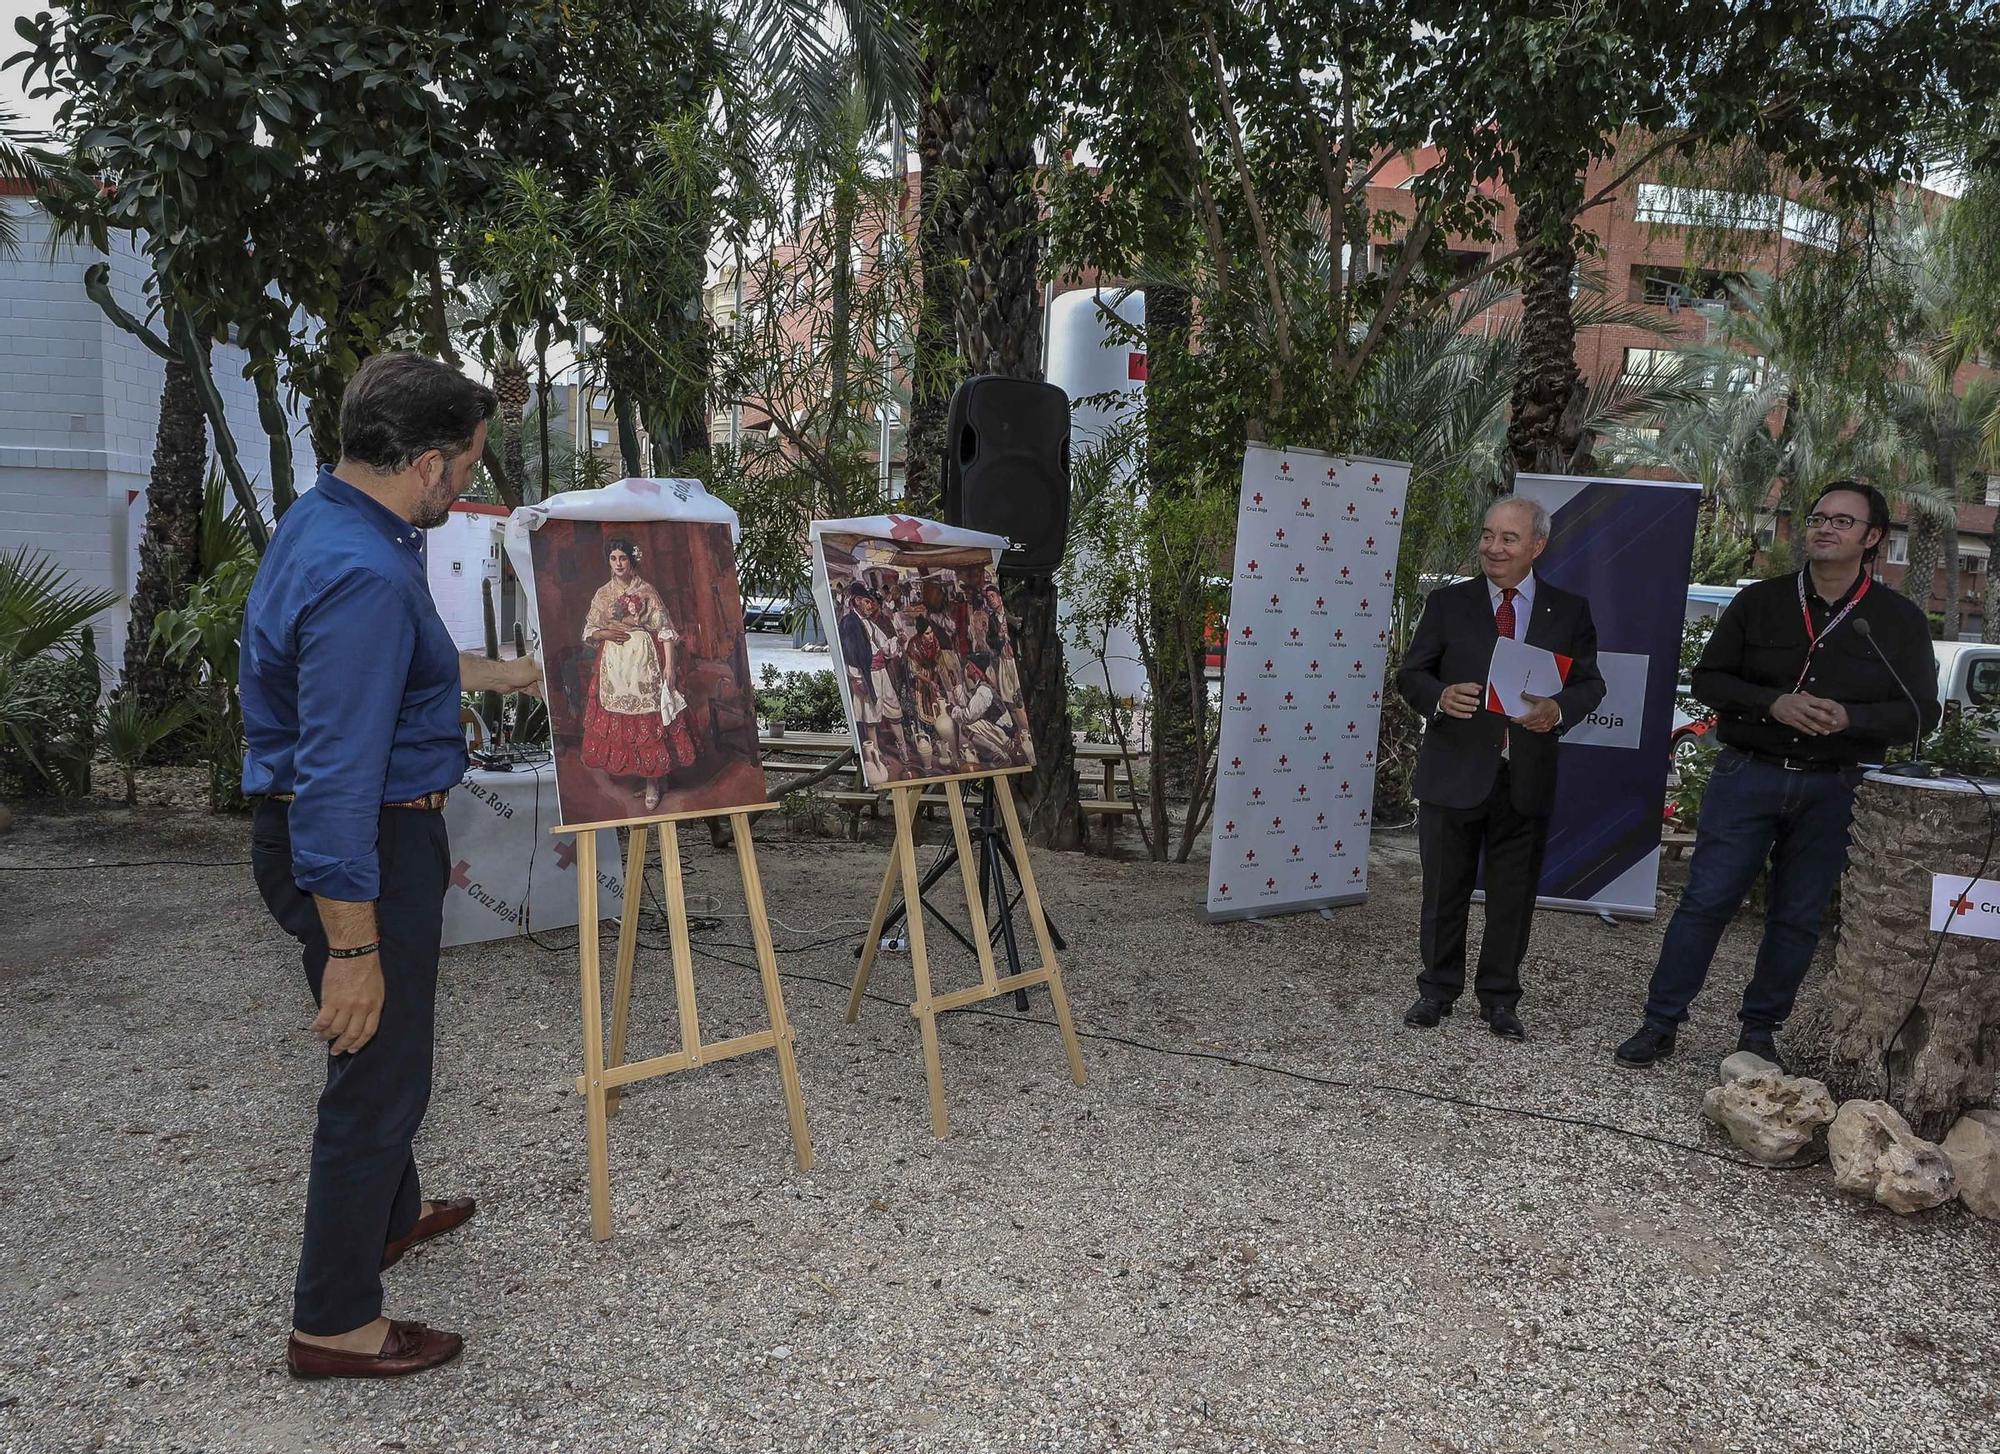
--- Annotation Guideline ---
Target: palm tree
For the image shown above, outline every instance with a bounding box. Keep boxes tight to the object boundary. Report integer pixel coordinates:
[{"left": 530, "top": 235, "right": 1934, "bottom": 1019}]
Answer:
[
  {"left": 0, "top": 103, "right": 45, "bottom": 256},
  {"left": 1876, "top": 216, "right": 2000, "bottom": 638}
]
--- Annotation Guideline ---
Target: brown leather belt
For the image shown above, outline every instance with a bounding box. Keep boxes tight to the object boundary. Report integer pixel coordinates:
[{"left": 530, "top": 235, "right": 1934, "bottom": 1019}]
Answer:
[{"left": 268, "top": 790, "right": 450, "bottom": 810}]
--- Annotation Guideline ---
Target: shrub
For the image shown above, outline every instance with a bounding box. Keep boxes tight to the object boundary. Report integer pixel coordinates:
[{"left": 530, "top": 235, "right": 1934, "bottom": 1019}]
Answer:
[{"left": 754, "top": 666, "right": 844, "bottom": 732}]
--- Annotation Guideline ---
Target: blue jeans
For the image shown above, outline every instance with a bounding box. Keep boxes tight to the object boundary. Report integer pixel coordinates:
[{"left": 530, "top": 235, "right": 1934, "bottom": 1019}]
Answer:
[{"left": 1643, "top": 748, "right": 1861, "bottom": 1034}]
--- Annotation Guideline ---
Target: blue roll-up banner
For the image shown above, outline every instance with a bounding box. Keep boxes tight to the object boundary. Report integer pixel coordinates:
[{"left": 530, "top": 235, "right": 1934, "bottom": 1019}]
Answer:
[{"left": 1514, "top": 474, "right": 1700, "bottom": 919}]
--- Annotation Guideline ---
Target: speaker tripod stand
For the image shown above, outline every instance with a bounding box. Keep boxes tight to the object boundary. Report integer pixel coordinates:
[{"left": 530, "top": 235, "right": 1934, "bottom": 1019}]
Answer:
[{"left": 854, "top": 776, "right": 1066, "bottom": 1011}]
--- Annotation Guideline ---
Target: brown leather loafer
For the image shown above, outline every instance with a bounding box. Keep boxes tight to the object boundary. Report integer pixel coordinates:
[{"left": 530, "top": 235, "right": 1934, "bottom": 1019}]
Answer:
[
  {"left": 381, "top": 1196, "right": 477, "bottom": 1270},
  {"left": 286, "top": 1320, "right": 464, "bottom": 1380}
]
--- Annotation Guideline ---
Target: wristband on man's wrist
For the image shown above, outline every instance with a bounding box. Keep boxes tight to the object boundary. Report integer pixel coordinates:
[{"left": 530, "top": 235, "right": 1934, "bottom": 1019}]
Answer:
[{"left": 327, "top": 941, "right": 380, "bottom": 960}]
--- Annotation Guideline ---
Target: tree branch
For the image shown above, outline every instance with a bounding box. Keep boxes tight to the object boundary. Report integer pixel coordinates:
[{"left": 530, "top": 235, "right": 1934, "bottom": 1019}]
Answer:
[{"left": 1204, "top": 20, "right": 1293, "bottom": 369}]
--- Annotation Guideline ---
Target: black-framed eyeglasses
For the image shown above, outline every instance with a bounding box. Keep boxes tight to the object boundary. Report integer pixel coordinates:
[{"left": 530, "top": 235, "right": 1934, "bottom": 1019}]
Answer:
[{"left": 1804, "top": 512, "right": 1861, "bottom": 531}]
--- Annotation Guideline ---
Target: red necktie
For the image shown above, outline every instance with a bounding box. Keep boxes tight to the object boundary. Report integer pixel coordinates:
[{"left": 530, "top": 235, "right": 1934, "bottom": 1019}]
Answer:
[{"left": 1495, "top": 586, "right": 1518, "bottom": 639}]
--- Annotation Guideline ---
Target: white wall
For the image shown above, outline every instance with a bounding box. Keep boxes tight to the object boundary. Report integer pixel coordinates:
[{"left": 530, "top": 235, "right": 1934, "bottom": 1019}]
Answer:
[{"left": 0, "top": 198, "right": 315, "bottom": 675}]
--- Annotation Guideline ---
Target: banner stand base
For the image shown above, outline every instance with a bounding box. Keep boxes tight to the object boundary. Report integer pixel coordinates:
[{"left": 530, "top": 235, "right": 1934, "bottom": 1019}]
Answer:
[
  {"left": 1206, "top": 890, "right": 1368, "bottom": 925},
  {"left": 1471, "top": 887, "right": 1656, "bottom": 923}
]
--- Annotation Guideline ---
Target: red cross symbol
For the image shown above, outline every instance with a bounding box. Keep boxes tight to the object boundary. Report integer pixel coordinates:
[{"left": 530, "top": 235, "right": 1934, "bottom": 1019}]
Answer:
[
  {"left": 1377, "top": 630, "right": 1388, "bottom": 644},
  {"left": 450, "top": 860, "right": 473, "bottom": 891},
  {"left": 1294, "top": 564, "right": 1306, "bottom": 576},
  {"left": 1334, "top": 839, "right": 1344, "bottom": 852},
  {"left": 1321, "top": 532, "right": 1331, "bottom": 545},
  {"left": 1383, "top": 569, "right": 1393, "bottom": 582},
  {"left": 1285, "top": 692, "right": 1296, "bottom": 704},
  {"left": 1297, "top": 784, "right": 1309, "bottom": 797},
  {"left": 1303, "top": 719, "right": 1313, "bottom": 732},
  {"left": 1279, "top": 461, "right": 1291, "bottom": 475},
  {"left": 1219, "top": 883, "right": 1230, "bottom": 895},
  {"left": 1326, "top": 467, "right": 1336, "bottom": 479},
  {"left": 1224, "top": 820, "right": 1236, "bottom": 833},
  {"left": 1327, "top": 690, "right": 1338, "bottom": 704},
  {"left": 1340, "top": 566, "right": 1351, "bottom": 579},
  {"left": 1365, "top": 750, "right": 1376, "bottom": 764},
  {"left": 1322, "top": 752, "right": 1332, "bottom": 764},
  {"left": 1290, "top": 844, "right": 1301, "bottom": 856},
  {"left": 887, "top": 514, "right": 928, "bottom": 541},
  {"left": 1360, "top": 808, "right": 1371, "bottom": 822},
  {"left": 1258, "top": 723, "right": 1269, "bottom": 736},
  {"left": 554, "top": 840, "right": 578, "bottom": 870},
  {"left": 1264, "top": 659, "right": 1274, "bottom": 672},
  {"left": 1366, "top": 536, "right": 1376, "bottom": 548},
  {"left": 1390, "top": 507, "right": 1401, "bottom": 521},
  {"left": 1370, "top": 472, "right": 1381, "bottom": 485},
  {"left": 1237, "top": 691, "right": 1248, "bottom": 704},
  {"left": 1341, "top": 781, "right": 1350, "bottom": 792},
  {"left": 1372, "top": 691, "right": 1381, "bottom": 704},
  {"left": 1289, "top": 628, "right": 1301, "bottom": 640},
  {"left": 1346, "top": 503, "right": 1358, "bottom": 516},
  {"left": 1266, "top": 878, "right": 1277, "bottom": 889},
  {"left": 1310, "top": 660, "right": 1320, "bottom": 671},
  {"left": 1276, "top": 528, "right": 1286, "bottom": 541},
  {"left": 1273, "top": 816, "right": 1284, "bottom": 829},
  {"left": 1351, "top": 866, "right": 1363, "bottom": 880},
  {"left": 1269, "top": 594, "right": 1279, "bottom": 607},
  {"left": 1253, "top": 492, "right": 1264, "bottom": 505},
  {"left": 1246, "top": 848, "right": 1257, "bottom": 862},
  {"left": 1310, "top": 871, "right": 1321, "bottom": 885},
  {"left": 1240, "top": 625, "right": 1254, "bottom": 639},
  {"left": 1347, "top": 721, "right": 1358, "bottom": 733},
  {"left": 1360, "top": 598, "right": 1370, "bottom": 611},
  {"left": 1955, "top": 894, "right": 1975, "bottom": 915},
  {"left": 1231, "top": 756, "right": 1242, "bottom": 769},
  {"left": 1300, "top": 498, "right": 1310, "bottom": 510},
  {"left": 1278, "top": 754, "right": 1289, "bottom": 767},
  {"left": 1316, "top": 813, "right": 1326, "bottom": 825},
  {"left": 1247, "top": 559, "right": 1260, "bottom": 572},
  {"left": 1353, "top": 660, "right": 1363, "bottom": 671},
  {"left": 1252, "top": 788, "right": 1263, "bottom": 801}
]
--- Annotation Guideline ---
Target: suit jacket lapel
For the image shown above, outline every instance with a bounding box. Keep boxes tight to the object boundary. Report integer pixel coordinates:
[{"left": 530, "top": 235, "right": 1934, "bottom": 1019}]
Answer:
[{"left": 1522, "top": 592, "right": 1556, "bottom": 651}]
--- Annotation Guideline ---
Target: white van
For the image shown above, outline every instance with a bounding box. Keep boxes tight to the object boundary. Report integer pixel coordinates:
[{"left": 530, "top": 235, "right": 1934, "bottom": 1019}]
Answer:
[{"left": 1934, "top": 641, "right": 2000, "bottom": 743}]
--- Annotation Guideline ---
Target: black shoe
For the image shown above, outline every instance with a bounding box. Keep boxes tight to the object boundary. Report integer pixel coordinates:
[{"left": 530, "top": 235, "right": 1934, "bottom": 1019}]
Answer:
[
  {"left": 1614, "top": 1023, "right": 1676, "bottom": 1066},
  {"left": 1481, "top": 1006, "right": 1526, "bottom": 1041},
  {"left": 1736, "top": 1029, "right": 1788, "bottom": 1074},
  {"left": 1403, "top": 996, "right": 1453, "bottom": 1028}
]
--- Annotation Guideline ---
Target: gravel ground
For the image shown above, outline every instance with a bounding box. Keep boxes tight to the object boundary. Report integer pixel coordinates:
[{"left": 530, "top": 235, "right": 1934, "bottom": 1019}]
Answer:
[{"left": 2, "top": 792, "right": 1996, "bottom": 1454}]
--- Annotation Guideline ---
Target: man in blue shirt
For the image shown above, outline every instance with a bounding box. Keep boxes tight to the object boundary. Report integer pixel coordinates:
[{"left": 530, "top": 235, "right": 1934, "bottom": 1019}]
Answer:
[{"left": 242, "top": 353, "right": 539, "bottom": 1379}]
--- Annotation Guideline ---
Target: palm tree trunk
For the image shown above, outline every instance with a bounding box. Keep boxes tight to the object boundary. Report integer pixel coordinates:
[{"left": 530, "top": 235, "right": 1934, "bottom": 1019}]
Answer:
[
  {"left": 1983, "top": 565, "right": 2000, "bottom": 644},
  {"left": 1937, "top": 440, "right": 1962, "bottom": 639},
  {"left": 121, "top": 349, "right": 208, "bottom": 713},
  {"left": 902, "top": 91, "right": 960, "bottom": 515},
  {"left": 494, "top": 355, "right": 531, "bottom": 500},
  {"left": 941, "top": 72, "right": 1079, "bottom": 848},
  {"left": 1504, "top": 161, "right": 1589, "bottom": 485},
  {"left": 1902, "top": 511, "right": 1944, "bottom": 634}
]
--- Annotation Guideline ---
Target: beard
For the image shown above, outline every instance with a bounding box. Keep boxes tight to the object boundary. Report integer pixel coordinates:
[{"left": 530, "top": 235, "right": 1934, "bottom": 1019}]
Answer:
[{"left": 411, "top": 483, "right": 455, "bottom": 530}]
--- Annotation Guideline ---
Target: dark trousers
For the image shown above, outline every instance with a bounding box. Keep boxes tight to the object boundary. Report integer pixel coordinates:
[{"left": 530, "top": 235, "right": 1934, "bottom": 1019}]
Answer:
[
  {"left": 251, "top": 800, "right": 449, "bottom": 1336},
  {"left": 1417, "top": 763, "right": 1550, "bottom": 1012},
  {"left": 1643, "top": 748, "right": 1859, "bottom": 1034}
]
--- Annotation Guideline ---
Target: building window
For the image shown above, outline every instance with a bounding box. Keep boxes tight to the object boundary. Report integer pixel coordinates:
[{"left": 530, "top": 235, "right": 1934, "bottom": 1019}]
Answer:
[
  {"left": 1631, "top": 265, "right": 1741, "bottom": 310},
  {"left": 1987, "top": 474, "right": 2000, "bottom": 507},
  {"left": 1963, "top": 550, "right": 1988, "bottom": 577},
  {"left": 590, "top": 428, "right": 610, "bottom": 448},
  {"left": 1622, "top": 347, "right": 1680, "bottom": 378},
  {"left": 1886, "top": 530, "right": 1909, "bottom": 566}
]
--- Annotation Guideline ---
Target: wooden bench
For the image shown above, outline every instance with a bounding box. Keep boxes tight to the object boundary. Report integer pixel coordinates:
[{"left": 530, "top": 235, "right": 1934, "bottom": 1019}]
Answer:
[
  {"left": 1662, "top": 831, "right": 1697, "bottom": 860},
  {"left": 828, "top": 790, "right": 885, "bottom": 840}
]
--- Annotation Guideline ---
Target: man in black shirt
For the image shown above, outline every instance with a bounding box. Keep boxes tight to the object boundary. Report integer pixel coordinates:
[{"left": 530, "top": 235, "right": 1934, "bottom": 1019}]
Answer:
[{"left": 1615, "top": 482, "right": 1940, "bottom": 1070}]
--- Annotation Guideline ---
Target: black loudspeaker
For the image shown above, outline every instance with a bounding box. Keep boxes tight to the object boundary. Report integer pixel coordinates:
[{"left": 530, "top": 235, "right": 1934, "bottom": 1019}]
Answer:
[{"left": 941, "top": 375, "right": 1071, "bottom": 574}]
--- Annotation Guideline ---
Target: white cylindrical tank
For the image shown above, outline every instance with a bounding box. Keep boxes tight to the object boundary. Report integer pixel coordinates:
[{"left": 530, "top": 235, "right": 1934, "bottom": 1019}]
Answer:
[{"left": 1046, "top": 286, "right": 1147, "bottom": 702}]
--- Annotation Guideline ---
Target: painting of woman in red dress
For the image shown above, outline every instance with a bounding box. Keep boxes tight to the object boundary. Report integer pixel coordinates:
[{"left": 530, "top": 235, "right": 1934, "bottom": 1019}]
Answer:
[{"left": 579, "top": 538, "right": 701, "bottom": 811}]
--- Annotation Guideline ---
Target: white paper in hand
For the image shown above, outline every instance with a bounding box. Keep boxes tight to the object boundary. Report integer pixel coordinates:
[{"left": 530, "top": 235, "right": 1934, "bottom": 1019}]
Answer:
[{"left": 1486, "top": 635, "right": 1572, "bottom": 718}]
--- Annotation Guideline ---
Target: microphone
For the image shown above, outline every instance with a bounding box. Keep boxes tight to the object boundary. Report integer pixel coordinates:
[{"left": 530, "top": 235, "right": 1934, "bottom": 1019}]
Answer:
[{"left": 1852, "top": 618, "right": 1935, "bottom": 778}]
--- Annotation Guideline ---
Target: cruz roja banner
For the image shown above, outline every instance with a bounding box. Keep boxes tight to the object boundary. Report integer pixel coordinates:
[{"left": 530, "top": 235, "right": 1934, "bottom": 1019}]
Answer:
[
  {"left": 1513, "top": 473, "right": 1700, "bottom": 918},
  {"left": 1206, "top": 444, "right": 1413, "bottom": 922}
]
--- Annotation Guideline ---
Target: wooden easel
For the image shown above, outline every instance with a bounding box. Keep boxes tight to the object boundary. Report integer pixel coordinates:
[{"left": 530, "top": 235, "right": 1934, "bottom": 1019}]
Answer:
[
  {"left": 845, "top": 766, "right": 1086, "bottom": 1137},
  {"left": 561, "top": 801, "right": 812, "bottom": 1240}
]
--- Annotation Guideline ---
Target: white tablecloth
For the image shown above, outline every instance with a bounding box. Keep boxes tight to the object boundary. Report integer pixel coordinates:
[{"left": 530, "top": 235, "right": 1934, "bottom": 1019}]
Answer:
[{"left": 441, "top": 762, "right": 626, "bottom": 948}]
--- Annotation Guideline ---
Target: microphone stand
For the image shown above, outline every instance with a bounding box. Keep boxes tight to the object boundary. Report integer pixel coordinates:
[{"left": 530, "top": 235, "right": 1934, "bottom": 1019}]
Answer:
[{"left": 1853, "top": 617, "right": 1935, "bottom": 779}]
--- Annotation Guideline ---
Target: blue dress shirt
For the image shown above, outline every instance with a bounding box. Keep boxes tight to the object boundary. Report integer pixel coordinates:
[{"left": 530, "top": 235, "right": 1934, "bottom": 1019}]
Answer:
[{"left": 241, "top": 469, "right": 466, "bottom": 900}]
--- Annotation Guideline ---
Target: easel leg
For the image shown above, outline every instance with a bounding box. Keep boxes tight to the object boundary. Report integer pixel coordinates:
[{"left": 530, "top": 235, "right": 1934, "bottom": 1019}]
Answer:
[
  {"left": 945, "top": 781, "right": 999, "bottom": 993},
  {"left": 574, "top": 833, "right": 615, "bottom": 1240},
  {"left": 732, "top": 812, "right": 814, "bottom": 1172},
  {"left": 993, "top": 782, "right": 1088, "bottom": 1088},
  {"left": 658, "top": 821, "right": 703, "bottom": 1067},
  {"left": 894, "top": 788, "right": 951, "bottom": 1137},
  {"left": 605, "top": 825, "right": 649, "bottom": 1118},
  {"left": 846, "top": 851, "right": 900, "bottom": 1023}
]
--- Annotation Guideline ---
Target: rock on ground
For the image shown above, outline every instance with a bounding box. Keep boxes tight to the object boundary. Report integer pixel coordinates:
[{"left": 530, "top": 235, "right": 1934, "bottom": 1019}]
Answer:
[
  {"left": 1942, "top": 1109, "right": 2000, "bottom": 1220},
  {"left": 1829, "top": 1100, "right": 1959, "bottom": 1214},
  {"left": 1719, "top": 1050, "right": 1783, "bottom": 1084},
  {"left": 1701, "top": 1073, "right": 1835, "bottom": 1164}
]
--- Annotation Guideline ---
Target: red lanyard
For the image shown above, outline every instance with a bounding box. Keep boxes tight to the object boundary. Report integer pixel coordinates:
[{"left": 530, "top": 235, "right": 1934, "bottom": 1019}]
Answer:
[{"left": 1793, "top": 570, "right": 1869, "bottom": 690}]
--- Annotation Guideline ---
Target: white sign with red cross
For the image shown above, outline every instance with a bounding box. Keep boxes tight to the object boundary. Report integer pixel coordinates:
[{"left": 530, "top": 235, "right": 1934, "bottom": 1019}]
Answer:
[
  {"left": 1930, "top": 873, "right": 2000, "bottom": 941},
  {"left": 1206, "top": 445, "right": 1412, "bottom": 922}
]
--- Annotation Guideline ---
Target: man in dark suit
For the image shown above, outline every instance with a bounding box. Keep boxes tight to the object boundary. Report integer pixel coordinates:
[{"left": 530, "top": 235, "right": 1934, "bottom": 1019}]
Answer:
[{"left": 1395, "top": 496, "right": 1605, "bottom": 1040}]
